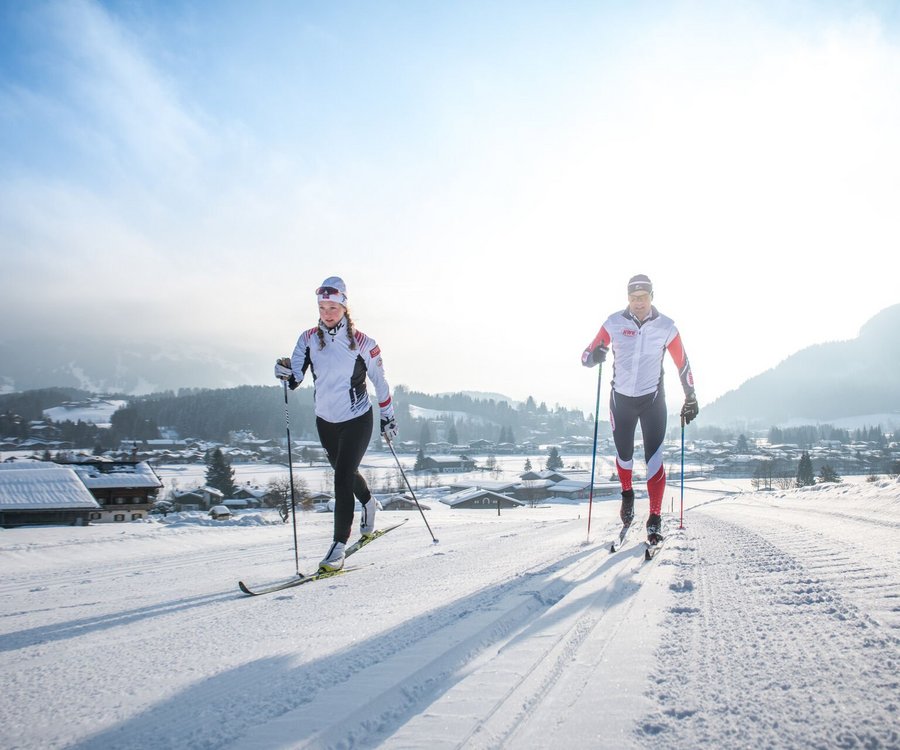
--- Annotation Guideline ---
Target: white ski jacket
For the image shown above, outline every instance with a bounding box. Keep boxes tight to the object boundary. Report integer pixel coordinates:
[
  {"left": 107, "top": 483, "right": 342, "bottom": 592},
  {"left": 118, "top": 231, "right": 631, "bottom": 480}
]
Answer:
[
  {"left": 582, "top": 307, "right": 695, "bottom": 399},
  {"left": 290, "top": 318, "right": 394, "bottom": 424}
]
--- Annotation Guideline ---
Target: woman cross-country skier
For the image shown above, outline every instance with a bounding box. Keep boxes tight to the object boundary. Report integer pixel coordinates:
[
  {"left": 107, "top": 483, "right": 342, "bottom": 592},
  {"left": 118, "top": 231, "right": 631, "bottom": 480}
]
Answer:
[
  {"left": 275, "top": 276, "right": 398, "bottom": 572},
  {"left": 581, "top": 274, "right": 698, "bottom": 543}
]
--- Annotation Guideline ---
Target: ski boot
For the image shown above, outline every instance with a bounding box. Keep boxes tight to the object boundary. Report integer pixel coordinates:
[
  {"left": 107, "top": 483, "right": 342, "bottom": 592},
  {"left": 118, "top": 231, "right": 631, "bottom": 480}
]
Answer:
[
  {"left": 619, "top": 489, "right": 635, "bottom": 526},
  {"left": 318, "top": 541, "right": 346, "bottom": 572}
]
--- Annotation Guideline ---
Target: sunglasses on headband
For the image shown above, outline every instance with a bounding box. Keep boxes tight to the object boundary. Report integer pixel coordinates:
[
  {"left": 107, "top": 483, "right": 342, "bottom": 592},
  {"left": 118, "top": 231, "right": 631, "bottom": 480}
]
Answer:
[{"left": 316, "top": 286, "right": 343, "bottom": 296}]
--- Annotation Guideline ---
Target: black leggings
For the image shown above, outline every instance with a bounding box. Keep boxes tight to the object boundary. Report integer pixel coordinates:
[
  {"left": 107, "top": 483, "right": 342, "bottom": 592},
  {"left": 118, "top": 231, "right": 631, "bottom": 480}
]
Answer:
[
  {"left": 610, "top": 389, "right": 668, "bottom": 515},
  {"left": 316, "top": 409, "right": 373, "bottom": 543}
]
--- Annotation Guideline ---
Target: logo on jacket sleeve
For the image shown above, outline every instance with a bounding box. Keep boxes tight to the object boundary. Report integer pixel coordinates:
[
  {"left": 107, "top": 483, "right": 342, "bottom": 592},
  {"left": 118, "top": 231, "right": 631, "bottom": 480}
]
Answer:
[{"left": 369, "top": 345, "right": 381, "bottom": 358}]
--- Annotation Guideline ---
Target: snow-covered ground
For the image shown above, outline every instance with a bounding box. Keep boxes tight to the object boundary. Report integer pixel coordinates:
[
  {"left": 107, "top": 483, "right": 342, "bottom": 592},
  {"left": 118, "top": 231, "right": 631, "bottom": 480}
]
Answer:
[
  {"left": 42, "top": 399, "right": 128, "bottom": 428},
  {"left": 1, "top": 476, "right": 898, "bottom": 749}
]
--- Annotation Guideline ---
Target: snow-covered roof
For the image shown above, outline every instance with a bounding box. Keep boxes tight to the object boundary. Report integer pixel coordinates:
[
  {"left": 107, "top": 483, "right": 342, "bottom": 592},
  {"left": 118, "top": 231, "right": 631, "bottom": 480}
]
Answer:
[
  {"left": 517, "top": 479, "right": 556, "bottom": 489},
  {"left": 0, "top": 460, "right": 59, "bottom": 470},
  {"left": 71, "top": 462, "right": 163, "bottom": 490},
  {"left": 551, "top": 479, "right": 591, "bottom": 491},
  {"left": 449, "top": 480, "right": 518, "bottom": 492},
  {"left": 0, "top": 467, "right": 101, "bottom": 510},
  {"left": 440, "top": 488, "right": 524, "bottom": 507}
]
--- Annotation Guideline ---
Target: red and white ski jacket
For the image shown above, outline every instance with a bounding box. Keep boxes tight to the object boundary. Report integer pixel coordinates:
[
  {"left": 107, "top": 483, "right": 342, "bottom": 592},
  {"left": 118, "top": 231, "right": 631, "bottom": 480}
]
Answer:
[
  {"left": 290, "top": 318, "right": 394, "bottom": 424},
  {"left": 582, "top": 307, "right": 695, "bottom": 399}
]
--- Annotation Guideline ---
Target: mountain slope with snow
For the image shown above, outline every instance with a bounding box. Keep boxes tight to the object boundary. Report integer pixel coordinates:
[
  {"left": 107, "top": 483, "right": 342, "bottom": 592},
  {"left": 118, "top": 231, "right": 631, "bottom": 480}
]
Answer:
[{"left": 1, "top": 478, "right": 898, "bottom": 749}]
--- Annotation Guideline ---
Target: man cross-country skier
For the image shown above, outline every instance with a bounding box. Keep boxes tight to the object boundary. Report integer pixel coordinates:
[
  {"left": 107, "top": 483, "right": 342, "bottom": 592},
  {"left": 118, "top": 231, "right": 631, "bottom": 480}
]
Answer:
[{"left": 581, "top": 274, "right": 699, "bottom": 543}]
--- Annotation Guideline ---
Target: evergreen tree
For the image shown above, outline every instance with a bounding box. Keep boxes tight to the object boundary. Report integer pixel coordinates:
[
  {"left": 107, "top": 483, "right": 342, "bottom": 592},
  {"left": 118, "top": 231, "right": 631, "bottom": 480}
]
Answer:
[
  {"left": 546, "top": 446, "right": 563, "bottom": 471},
  {"left": 818, "top": 464, "right": 841, "bottom": 483},
  {"left": 524, "top": 458, "right": 533, "bottom": 472},
  {"left": 448, "top": 422, "right": 458, "bottom": 445},
  {"left": 796, "top": 451, "right": 815, "bottom": 487},
  {"left": 418, "top": 422, "right": 432, "bottom": 450},
  {"left": 414, "top": 448, "right": 427, "bottom": 472},
  {"left": 735, "top": 434, "right": 750, "bottom": 454},
  {"left": 205, "top": 448, "right": 236, "bottom": 496}
]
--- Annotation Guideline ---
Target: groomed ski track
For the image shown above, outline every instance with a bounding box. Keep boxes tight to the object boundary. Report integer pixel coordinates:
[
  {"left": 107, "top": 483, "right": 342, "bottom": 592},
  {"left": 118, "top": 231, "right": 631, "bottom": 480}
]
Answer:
[{"left": 233, "top": 528, "right": 672, "bottom": 750}]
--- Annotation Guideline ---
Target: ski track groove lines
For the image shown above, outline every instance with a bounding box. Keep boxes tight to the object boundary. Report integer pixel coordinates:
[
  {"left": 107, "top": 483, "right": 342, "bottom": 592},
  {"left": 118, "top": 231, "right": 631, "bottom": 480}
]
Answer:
[
  {"left": 228, "top": 533, "right": 660, "bottom": 750},
  {"left": 705, "top": 498, "right": 900, "bottom": 632},
  {"left": 638, "top": 512, "right": 900, "bottom": 750},
  {"left": 0, "top": 539, "right": 288, "bottom": 597}
]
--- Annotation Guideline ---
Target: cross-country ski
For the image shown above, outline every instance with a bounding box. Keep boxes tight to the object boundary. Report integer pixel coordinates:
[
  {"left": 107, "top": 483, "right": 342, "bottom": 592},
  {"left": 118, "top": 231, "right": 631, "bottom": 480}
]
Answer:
[{"left": 238, "top": 518, "right": 408, "bottom": 596}]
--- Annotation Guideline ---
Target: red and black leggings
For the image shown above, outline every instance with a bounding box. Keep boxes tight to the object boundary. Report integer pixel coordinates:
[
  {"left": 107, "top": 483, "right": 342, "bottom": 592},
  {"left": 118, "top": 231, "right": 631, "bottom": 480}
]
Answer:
[
  {"left": 316, "top": 408, "right": 373, "bottom": 543},
  {"left": 610, "top": 389, "right": 667, "bottom": 516}
]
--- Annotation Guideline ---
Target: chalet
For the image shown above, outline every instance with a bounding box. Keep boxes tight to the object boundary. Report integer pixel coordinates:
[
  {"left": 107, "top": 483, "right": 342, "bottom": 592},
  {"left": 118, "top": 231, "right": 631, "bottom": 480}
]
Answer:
[
  {"left": 545, "top": 479, "right": 593, "bottom": 500},
  {"left": 71, "top": 461, "right": 163, "bottom": 523},
  {"left": 468, "top": 439, "right": 494, "bottom": 451},
  {"left": 380, "top": 493, "right": 431, "bottom": 512},
  {"left": 421, "top": 456, "right": 476, "bottom": 473},
  {"left": 520, "top": 470, "right": 570, "bottom": 482},
  {"left": 424, "top": 441, "right": 454, "bottom": 454},
  {"left": 172, "top": 486, "right": 224, "bottom": 511},
  {"left": 0, "top": 463, "right": 101, "bottom": 527},
  {"left": 231, "top": 485, "right": 270, "bottom": 507},
  {"left": 440, "top": 488, "right": 523, "bottom": 510},
  {"left": 448, "top": 479, "right": 519, "bottom": 494},
  {"left": 510, "top": 478, "right": 557, "bottom": 502}
]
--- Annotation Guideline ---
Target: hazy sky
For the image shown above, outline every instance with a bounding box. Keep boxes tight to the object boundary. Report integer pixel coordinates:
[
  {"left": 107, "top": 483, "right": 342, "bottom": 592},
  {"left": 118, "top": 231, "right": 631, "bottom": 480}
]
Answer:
[{"left": 2, "top": 0, "right": 899, "bottom": 414}]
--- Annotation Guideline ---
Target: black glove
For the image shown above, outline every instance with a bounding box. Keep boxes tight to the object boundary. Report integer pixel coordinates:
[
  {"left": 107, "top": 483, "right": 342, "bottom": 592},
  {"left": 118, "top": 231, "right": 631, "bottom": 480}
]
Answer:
[
  {"left": 681, "top": 393, "right": 699, "bottom": 425},
  {"left": 380, "top": 416, "right": 398, "bottom": 441},
  {"left": 583, "top": 345, "right": 608, "bottom": 367}
]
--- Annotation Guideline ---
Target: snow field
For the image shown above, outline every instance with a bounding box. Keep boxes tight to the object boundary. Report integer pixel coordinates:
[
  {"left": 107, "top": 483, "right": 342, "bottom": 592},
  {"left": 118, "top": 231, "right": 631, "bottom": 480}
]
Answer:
[{"left": 0, "top": 477, "right": 898, "bottom": 749}]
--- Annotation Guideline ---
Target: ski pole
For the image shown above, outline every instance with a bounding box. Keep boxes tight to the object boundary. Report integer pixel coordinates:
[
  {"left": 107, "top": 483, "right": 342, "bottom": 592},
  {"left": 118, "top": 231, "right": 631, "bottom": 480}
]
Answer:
[
  {"left": 586, "top": 362, "right": 603, "bottom": 541},
  {"left": 283, "top": 380, "right": 301, "bottom": 575},
  {"left": 386, "top": 434, "right": 439, "bottom": 544},
  {"left": 679, "top": 414, "right": 685, "bottom": 530}
]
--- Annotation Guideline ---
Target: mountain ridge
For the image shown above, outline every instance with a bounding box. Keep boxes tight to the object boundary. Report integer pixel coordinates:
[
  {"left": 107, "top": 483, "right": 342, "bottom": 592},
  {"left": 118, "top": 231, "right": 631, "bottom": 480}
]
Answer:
[{"left": 700, "top": 303, "right": 900, "bottom": 429}]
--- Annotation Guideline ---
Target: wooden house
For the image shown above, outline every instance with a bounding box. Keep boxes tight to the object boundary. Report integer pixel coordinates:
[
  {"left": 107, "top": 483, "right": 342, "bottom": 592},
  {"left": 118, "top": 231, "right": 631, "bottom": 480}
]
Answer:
[
  {"left": 380, "top": 493, "right": 431, "bottom": 512},
  {"left": 420, "top": 456, "right": 476, "bottom": 473},
  {"left": 172, "top": 486, "right": 224, "bottom": 511},
  {"left": 440, "top": 488, "right": 523, "bottom": 510},
  {"left": 0, "top": 463, "right": 101, "bottom": 527},
  {"left": 71, "top": 461, "right": 163, "bottom": 523}
]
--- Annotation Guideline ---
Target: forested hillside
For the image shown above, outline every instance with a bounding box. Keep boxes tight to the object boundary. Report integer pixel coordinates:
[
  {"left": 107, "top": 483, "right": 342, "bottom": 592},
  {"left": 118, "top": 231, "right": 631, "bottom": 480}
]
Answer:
[{"left": 3, "top": 385, "right": 593, "bottom": 446}]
